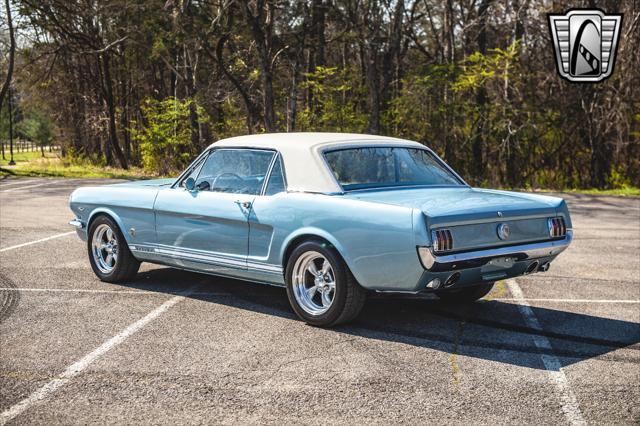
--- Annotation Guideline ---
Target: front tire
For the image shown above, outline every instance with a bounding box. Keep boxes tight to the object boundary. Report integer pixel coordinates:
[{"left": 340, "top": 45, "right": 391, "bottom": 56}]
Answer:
[
  {"left": 87, "top": 215, "right": 140, "bottom": 283},
  {"left": 285, "top": 241, "right": 366, "bottom": 327},
  {"left": 435, "top": 282, "right": 494, "bottom": 303}
]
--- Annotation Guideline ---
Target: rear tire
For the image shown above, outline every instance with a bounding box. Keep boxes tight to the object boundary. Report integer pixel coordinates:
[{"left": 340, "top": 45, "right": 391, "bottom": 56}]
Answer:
[
  {"left": 87, "top": 215, "right": 140, "bottom": 283},
  {"left": 285, "top": 241, "right": 366, "bottom": 327},
  {"left": 435, "top": 282, "right": 494, "bottom": 303}
]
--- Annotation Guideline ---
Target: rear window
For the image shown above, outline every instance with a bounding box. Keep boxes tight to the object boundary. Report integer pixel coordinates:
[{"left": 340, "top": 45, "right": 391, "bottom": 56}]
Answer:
[{"left": 324, "top": 147, "right": 463, "bottom": 191}]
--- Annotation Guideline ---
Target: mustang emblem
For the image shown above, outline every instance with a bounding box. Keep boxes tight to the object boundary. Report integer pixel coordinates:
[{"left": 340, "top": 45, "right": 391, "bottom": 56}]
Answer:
[{"left": 497, "top": 223, "right": 511, "bottom": 240}]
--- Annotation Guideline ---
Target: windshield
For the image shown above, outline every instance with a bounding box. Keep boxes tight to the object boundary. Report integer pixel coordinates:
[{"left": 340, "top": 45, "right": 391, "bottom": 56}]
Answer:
[{"left": 324, "top": 147, "right": 463, "bottom": 191}]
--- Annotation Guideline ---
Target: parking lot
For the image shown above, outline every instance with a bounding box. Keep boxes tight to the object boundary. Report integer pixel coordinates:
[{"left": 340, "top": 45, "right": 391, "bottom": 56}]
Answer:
[{"left": 1, "top": 177, "right": 638, "bottom": 425}]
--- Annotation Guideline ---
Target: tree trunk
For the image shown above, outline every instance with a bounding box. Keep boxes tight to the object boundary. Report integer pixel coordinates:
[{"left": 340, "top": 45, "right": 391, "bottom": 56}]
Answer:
[
  {"left": 211, "top": 35, "right": 261, "bottom": 133},
  {"left": 0, "top": 0, "right": 16, "bottom": 113},
  {"left": 472, "top": 0, "right": 491, "bottom": 184},
  {"left": 365, "top": 44, "right": 380, "bottom": 134},
  {"left": 243, "top": 0, "right": 277, "bottom": 132},
  {"left": 100, "top": 54, "right": 128, "bottom": 169}
]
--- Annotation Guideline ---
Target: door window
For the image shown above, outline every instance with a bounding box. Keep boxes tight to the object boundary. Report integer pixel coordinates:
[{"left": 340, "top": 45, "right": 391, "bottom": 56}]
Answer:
[
  {"left": 195, "top": 149, "right": 274, "bottom": 195},
  {"left": 178, "top": 153, "right": 207, "bottom": 188},
  {"left": 264, "top": 155, "right": 286, "bottom": 195}
]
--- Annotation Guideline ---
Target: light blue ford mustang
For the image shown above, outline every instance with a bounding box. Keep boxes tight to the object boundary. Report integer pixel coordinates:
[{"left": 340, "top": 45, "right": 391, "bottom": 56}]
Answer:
[{"left": 69, "top": 133, "right": 572, "bottom": 326}]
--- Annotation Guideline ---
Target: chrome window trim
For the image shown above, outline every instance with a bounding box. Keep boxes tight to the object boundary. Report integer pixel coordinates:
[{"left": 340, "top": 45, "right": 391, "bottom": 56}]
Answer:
[
  {"left": 175, "top": 147, "right": 276, "bottom": 195},
  {"left": 172, "top": 148, "right": 212, "bottom": 189},
  {"left": 260, "top": 152, "right": 289, "bottom": 196},
  {"left": 320, "top": 145, "right": 469, "bottom": 192},
  {"left": 260, "top": 152, "right": 279, "bottom": 196}
]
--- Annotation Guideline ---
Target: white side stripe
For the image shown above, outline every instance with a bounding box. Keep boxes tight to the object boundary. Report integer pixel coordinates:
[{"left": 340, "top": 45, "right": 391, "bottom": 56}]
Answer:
[
  {"left": 506, "top": 279, "right": 586, "bottom": 426},
  {"left": 0, "top": 232, "right": 76, "bottom": 252},
  {"left": 132, "top": 245, "right": 283, "bottom": 273},
  {"left": 0, "top": 289, "right": 194, "bottom": 425}
]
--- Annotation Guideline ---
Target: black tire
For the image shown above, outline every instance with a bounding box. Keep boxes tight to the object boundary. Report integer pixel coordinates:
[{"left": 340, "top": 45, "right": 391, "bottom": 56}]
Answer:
[
  {"left": 435, "top": 282, "right": 494, "bottom": 303},
  {"left": 285, "top": 240, "right": 366, "bottom": 327},
  {"left": 87, "top": 215, "right": 140, "bottom": 283}
]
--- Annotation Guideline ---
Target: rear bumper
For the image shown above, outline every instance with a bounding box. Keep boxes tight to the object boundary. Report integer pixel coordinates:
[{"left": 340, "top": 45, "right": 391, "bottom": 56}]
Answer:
[{"left": 419, "top": 230, "right": 573, "bottom": 272}]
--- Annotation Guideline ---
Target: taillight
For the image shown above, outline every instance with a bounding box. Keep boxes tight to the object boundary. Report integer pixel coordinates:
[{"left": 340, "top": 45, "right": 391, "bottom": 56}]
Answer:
[
  {"left": 547, "top": 217, "right": 567, "bottom": 238},
  {"left": 431, "top": 229, "right": 453, "bottom": 252}
]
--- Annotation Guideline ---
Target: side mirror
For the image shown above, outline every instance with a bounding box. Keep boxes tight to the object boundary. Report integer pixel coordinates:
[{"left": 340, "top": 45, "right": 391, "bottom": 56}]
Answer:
[
  {"left": 196, "top": 180, "right": 210, "bottom": 191},
  {"left": 184, "top": 177, "right": 196, "bottom": 191}
]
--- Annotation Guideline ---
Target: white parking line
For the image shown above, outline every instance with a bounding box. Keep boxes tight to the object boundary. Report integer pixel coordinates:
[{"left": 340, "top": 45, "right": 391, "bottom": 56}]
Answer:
[
  {"left": 494, "top": 298, "right": 640, "bottom": 304},
  {"left": 0, "top": 287, "right": 230, "bottom": 297},
  {"left": 0, "top": 287, "right": 195, "bottom": 425},
  {"left": 0, "top": 232, "right": 76, "bottom": 252},
  {"left": 0, "top": 181, "right": 57, "bottom": 193},
  {"left": 506, "top": 279, "right": 586, "bottom": 426},
  {"left": 0, "top": 179, "right": 39, "bottom": 187}
]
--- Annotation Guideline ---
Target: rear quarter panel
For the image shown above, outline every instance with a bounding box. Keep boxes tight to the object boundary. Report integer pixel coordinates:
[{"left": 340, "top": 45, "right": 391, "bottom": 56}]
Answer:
[{"left": 250, "top": 193, "right": 423, "bottom": 291}]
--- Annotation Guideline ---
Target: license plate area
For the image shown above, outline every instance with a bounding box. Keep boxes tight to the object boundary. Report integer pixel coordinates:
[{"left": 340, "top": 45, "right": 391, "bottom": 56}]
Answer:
[{"left": 481, "top": 256, "right": 515, "bottom": 273}]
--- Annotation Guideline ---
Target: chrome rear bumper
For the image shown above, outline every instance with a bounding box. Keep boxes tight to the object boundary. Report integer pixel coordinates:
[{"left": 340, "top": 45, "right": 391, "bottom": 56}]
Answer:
[{"left": 418, "top": 230, "right": 573, "bottom": 272}]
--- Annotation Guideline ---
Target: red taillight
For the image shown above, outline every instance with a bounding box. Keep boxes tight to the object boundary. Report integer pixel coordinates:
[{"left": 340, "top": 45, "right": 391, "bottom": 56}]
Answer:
[
  {"left": 431, "top": 229, "right": 454, "bottom": 252},
  {"left": 547, "top": 217, "right": 566, "bottom": 238}
]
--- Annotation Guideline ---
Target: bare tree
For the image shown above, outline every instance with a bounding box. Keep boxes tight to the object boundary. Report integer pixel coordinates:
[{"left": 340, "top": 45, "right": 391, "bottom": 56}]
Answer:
[{"left": 0, "top": 0, "right": 16, "bottom": 113}]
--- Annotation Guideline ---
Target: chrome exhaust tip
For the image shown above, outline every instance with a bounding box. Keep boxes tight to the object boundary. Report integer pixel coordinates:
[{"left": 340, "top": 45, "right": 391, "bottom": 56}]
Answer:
[
  {"left": 538, "top": 262, "right": 550, "bottom": 272},
  {"left": 443, "top": 272, "right": 461, "bottom": 288},
  {"left": 525, "top": 261, "right": 540, "bottom": 275},
  {"left": 426, "top": 278, "right": 442, "bottom": 290}
]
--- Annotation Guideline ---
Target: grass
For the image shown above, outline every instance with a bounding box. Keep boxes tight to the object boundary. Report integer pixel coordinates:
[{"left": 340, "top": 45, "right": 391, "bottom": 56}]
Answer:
[
  {"left": 0, "top": 151, "right": 159, "bottom": 180},
  {"left": 532, "top": 187, "right": 640, "bottom": 197},
  {"left": 0, "top": 149, "right": 48, "bottom": 166}
]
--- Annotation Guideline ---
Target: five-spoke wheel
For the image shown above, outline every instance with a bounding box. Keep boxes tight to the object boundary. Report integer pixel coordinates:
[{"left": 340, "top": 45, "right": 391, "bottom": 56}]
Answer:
[
  {"left": 286, "top": 240, "right": 366, "bottom": 326},
  {"left": 87, "top": 215, "right": 140, "bottom": 282},
  {"left": 91, "top": 224, "right": 119, "bottom": 274},
  {"left": 292, "top": 251, "right": 336, "bottom": 315}
]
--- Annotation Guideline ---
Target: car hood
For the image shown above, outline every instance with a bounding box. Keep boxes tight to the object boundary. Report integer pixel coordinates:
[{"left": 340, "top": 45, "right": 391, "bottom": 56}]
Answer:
[
  {"left": 110, "top": 178, "right": 176, "bottom": 188},
  {"left": 343, "top": 187, "right": 562, "bottom": 225}
]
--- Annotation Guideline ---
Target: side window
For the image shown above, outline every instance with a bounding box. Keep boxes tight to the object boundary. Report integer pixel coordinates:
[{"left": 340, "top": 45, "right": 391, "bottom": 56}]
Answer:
[
  {"left": 264, "top": 155, "right": 286, "bottom": 195},
  {"left": 179, "top": 153, "right": 208, "bottom": 188},
  {"left": 195, "top": 149, "right": 274, "bottom": 195}
]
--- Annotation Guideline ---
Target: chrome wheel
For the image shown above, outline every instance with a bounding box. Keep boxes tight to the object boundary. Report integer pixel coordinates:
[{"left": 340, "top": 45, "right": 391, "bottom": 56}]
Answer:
[
  {"left": 91, "top": 223, "right": 118, "bottom": 274},
  {"left": 292, "top": 251, "right": 336, "bottom": 316}
]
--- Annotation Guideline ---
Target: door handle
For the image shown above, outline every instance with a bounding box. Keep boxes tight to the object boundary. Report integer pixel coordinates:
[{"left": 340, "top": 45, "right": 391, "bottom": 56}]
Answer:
[{"left": 235, "top": 200, "right": 252, "bottom": 210}]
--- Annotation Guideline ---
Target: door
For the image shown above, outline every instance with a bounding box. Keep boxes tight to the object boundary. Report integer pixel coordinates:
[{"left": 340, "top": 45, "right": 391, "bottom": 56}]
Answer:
[{"left": 153, "top": 148, "right": 276, "bottom": 272}]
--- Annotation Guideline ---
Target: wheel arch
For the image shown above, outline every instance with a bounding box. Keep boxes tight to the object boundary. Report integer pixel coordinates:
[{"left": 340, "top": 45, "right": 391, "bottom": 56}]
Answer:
[
  {"left": 87, "top": 208, "right": 131, "bottom": 244},
  {"left": 280, "top": 228, "right": 352, "bottom": 272}
]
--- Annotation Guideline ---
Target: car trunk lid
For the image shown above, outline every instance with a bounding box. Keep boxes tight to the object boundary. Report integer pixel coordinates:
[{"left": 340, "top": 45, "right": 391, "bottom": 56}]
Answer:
[{"left": 344, "top": 187, "right": 562, "bottom": 252}]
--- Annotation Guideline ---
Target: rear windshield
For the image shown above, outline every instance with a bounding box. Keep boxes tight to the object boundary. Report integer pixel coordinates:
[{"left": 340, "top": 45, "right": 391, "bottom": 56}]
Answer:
[{"left": 324, "top": 147, "right": 463, "bottom": 191}]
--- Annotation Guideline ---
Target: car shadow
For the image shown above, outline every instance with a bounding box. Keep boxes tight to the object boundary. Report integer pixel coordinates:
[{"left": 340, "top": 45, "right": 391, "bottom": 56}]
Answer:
[{"left": 120, "top": 267, "right": 640, "bottom": 371}]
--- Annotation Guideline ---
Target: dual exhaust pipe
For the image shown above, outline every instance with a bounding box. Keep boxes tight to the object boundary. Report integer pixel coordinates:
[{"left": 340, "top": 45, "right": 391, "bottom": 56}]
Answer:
[
  {"left": 426, "top": 271, "right": 460, "bottom": 290},
  {"left": 525, "top": 260, "right": 551, "bottom": 274},
  {"left": 426, "top": 261, "right": 550, "bottom": 290}
]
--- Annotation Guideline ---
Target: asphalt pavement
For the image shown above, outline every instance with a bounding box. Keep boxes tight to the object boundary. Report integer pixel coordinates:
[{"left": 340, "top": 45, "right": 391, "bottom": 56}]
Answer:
[{"left": 1, "top": 177, "right": 638, "bottom": 425}]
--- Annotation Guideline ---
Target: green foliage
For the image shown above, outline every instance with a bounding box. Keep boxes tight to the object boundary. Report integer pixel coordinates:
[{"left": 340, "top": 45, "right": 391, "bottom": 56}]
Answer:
[
  {"left": 16, "top": 111, "right": 54, "bottom": 150},
  {"left": 297, "top": 66, "right": 366, "bottom": 132},
  {"left": 131, "top": 97, "right": 207, "bottom": 175},
  {"left": 9, "top": 0, "right": 639, "bottom": 190},
  {"left": 452, "top": 43, "right": 519, "bottom": 93}
]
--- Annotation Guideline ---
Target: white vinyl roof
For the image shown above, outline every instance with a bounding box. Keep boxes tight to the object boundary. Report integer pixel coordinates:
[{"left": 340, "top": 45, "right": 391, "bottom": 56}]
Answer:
[{"left": 209, "top": 132, "right": 427, "bottom": 193}]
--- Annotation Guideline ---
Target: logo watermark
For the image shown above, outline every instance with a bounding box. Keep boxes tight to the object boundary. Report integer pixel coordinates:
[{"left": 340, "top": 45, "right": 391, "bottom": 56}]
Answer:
[{"left": 548, "top": 9, "right": 622, "bottom": 82}]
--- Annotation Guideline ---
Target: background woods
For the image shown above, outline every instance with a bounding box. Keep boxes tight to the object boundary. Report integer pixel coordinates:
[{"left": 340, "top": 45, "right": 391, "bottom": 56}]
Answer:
[{"left": 1, "top": 0, "right": 638, "bottom": 189}]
